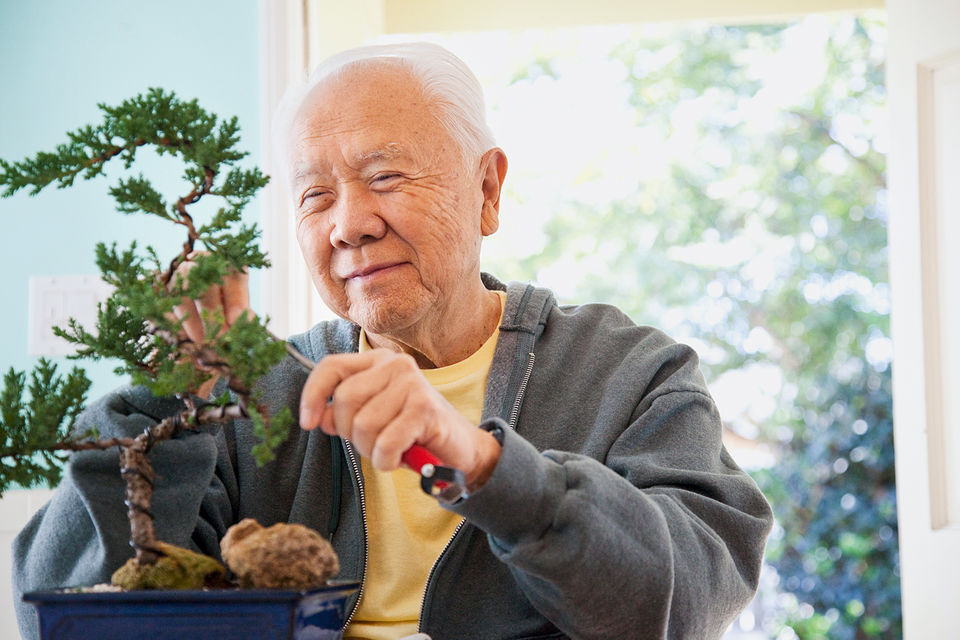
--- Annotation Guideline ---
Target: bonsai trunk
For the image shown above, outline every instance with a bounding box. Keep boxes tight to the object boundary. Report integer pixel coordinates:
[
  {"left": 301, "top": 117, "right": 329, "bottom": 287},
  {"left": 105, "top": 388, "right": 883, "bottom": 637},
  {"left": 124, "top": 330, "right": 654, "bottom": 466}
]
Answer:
[
  {"left": 119, "top": 412, "right": 189, "bottom": 566},
  {"left": 116, "top": 403, "right": 247, "bottom": 567},
  {"left": 120, "top": 442, "right": 161, "bottom": 565}
]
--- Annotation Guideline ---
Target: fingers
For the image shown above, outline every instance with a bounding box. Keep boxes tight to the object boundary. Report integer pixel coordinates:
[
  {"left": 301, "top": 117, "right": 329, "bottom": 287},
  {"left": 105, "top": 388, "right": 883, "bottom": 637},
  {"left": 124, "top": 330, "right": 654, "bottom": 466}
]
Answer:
[
  {"left": 168, "top": 253, "right": 252, "bottom": 343},
  {"left": 299, "top": 350, "right": 457, "bottom": 472},
  {"left": 368, "top": 404, "right": 433, "bottom": 470},
  {"left": 328, "top": 365, "right": 394, "bottom": 441},
  {"left": 173, "top": 296, "right": 206, "bottom": 343},
  {"left": 299, "top": 351, "right": 405, "bottom": 431},
  {"left": 221, "top": 269, "right": 251, "bottom": 325},
  {"left": 343, "top": 384, "right": 410, "bottom": 466}
]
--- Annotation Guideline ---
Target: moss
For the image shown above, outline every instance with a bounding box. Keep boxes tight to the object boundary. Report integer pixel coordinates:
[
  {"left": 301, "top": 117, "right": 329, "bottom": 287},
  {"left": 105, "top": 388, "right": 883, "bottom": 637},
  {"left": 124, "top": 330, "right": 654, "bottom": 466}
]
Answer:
[{"left": 111, "top": 542, "right": 226, "bottom": 590}]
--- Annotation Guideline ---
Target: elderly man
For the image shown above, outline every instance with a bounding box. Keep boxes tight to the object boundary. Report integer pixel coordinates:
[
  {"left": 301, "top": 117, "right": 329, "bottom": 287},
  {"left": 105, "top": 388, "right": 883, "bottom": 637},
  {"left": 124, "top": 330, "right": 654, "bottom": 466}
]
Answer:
[{"left": 14, "top": 42, "right": 772, "bottom": 640}]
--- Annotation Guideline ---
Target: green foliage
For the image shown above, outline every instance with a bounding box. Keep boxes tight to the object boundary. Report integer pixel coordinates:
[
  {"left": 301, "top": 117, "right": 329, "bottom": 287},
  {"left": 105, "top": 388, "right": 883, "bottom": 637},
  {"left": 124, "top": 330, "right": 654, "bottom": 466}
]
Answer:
[
  {"left": 213, "top": 314, "right": 289, "bottom": 392},
  {"left": 0, "top": 89, "right": 290, "bottom": 490},
  {"left": 0, "top": 360, "right": 91, "bottom": 497},
  {"left": 248, "top": 404, "right": 294, "bottom": 467},
  {"left": 493, "top": 15, "right": 896, "bottom": 639},
  {"left": 755, "top": 370, "right": 898, "bottom": 638},
  {"left": 1, "top": 89, "right": 240, "bottom": 196},
  {"left": 109, "top": 175, "right": 169, "bottom": 218}
]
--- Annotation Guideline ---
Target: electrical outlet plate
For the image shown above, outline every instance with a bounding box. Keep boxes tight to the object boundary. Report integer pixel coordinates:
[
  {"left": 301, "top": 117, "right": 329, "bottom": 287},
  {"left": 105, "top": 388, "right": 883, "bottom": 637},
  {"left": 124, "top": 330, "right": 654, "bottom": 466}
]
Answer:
[{"left": 28, "top": 275, "right": 114, "bottom": 357}]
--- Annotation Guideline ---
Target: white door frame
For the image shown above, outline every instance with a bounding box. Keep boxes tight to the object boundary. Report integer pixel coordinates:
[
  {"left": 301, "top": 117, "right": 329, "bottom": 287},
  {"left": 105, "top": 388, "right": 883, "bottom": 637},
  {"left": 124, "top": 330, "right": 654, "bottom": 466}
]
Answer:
[{"left": 886, "top": 0, "right": 960, "bottom": 634}]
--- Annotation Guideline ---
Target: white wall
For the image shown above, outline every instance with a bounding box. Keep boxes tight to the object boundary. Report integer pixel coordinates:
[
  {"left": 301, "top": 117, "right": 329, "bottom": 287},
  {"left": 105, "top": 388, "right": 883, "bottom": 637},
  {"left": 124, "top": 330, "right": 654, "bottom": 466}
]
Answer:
[{"left": 1, "top": 491, "right": 53, "bottom": 636}]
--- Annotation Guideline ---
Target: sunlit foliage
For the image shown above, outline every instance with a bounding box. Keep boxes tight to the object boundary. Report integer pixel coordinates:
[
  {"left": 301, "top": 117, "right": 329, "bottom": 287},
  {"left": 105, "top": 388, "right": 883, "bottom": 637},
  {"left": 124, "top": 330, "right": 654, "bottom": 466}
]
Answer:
[{"left": 480, "top": 14, "right": 897, "bottom": 639}]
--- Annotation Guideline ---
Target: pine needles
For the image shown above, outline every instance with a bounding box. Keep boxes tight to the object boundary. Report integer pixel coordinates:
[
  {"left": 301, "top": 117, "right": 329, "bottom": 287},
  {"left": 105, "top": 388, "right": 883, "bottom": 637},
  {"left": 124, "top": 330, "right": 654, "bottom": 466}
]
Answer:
[{"left": 0, "top": 89, "right": 290, "bottom": 503}]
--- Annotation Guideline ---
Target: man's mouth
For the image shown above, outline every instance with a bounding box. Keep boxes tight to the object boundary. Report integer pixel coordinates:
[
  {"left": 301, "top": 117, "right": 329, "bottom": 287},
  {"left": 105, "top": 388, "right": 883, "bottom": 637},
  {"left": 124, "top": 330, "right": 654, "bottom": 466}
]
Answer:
[{"left": 344, "top": 262, "right": 404, "bottom": 281}]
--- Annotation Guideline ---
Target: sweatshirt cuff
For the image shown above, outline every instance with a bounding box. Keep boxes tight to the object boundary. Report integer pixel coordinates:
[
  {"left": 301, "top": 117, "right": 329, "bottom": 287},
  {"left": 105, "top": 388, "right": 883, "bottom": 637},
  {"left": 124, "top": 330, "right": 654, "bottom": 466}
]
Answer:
[{"left": 449, "top": 418, "right": 566, "bottom": 548}]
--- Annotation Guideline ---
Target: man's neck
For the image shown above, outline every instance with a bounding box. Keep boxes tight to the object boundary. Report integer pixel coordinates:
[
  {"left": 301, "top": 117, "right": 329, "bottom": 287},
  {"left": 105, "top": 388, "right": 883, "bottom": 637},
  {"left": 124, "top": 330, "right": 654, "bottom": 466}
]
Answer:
[{"left": 365, "top": 285, "right": 502, "bottom": 369}]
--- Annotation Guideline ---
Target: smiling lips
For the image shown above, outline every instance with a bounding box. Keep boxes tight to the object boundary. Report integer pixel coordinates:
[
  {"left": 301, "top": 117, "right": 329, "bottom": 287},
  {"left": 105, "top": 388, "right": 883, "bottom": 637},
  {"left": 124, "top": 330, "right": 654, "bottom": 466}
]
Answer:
[{"left": 344, "top": 262, "right": 405, "bottom": 282}]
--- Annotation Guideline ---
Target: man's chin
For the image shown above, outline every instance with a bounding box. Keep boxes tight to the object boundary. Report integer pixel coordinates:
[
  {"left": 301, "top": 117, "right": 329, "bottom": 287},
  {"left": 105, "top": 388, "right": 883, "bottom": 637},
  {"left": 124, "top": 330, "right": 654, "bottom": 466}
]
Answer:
[{"left": 348, "top": 294, "right": 428, "bottom": 337}]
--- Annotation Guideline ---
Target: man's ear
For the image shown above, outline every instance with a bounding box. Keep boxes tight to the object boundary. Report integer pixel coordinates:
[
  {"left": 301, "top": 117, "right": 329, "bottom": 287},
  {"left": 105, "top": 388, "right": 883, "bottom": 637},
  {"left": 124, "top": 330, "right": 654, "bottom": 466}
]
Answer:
[{"left": 479, "top": 148, "right": 508, "bottom": 237}]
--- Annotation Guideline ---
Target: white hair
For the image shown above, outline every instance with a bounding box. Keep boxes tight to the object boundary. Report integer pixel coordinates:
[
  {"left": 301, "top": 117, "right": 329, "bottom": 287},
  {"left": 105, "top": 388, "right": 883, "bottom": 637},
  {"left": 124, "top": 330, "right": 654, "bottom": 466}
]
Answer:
[{"left": 273, "top": 42, "right": 496, "bottom": 186}]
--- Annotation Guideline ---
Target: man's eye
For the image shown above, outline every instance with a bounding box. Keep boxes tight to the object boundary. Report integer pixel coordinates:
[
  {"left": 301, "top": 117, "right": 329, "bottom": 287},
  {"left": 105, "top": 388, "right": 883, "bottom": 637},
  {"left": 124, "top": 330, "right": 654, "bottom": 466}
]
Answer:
[
  {"left": 299, "top": 189, "right": 333, "bottom": 212},
  {"left": 373, "top": 173, "right": 402, "bottom": 185},
  {"left": 301, "top": 189, "right": 332, "bottom": 205}
]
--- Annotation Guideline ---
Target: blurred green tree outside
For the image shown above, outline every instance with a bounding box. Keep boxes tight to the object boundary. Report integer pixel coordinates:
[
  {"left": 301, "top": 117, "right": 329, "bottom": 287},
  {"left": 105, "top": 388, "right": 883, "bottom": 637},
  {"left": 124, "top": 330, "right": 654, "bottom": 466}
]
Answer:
[{"left": 473, "top": 13, "right": 896, "bottom": 640}]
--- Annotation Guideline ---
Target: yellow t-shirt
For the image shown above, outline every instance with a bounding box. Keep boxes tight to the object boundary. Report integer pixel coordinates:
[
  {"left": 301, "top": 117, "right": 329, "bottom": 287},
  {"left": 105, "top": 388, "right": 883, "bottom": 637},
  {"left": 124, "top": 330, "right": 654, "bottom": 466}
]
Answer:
[{"left": 345, "top": 291, "right": 505, "bottom": 640}]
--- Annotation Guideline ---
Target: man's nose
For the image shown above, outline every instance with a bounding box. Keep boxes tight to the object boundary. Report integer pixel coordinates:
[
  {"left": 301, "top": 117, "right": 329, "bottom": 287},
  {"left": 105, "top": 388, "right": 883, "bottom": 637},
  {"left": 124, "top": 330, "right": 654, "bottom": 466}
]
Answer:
[{"left": 328, "top": 185, "right": 387, "bottom": 247}]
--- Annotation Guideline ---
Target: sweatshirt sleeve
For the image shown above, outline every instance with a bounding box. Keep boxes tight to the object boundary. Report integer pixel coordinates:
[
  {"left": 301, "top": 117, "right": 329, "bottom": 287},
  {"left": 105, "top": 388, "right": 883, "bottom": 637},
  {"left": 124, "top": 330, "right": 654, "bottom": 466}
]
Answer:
[
  {"left": 11, "top": 385, "right": 231, "bottom": 640},
  {"left": 450, "top": 344, "right": 774, "bottom": 640}
]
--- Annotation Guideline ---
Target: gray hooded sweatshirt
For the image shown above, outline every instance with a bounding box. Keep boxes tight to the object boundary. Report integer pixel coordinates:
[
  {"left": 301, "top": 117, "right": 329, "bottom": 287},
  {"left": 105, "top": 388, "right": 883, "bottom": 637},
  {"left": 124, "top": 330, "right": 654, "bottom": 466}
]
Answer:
[{"left": 13, "top": 276, "right": 773, "bottom": 639}]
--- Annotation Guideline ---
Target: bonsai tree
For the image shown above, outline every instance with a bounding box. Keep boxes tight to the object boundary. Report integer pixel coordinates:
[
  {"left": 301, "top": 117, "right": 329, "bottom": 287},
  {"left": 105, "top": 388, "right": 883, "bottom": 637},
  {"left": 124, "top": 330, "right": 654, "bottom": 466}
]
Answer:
[{"left": 0, "top": 89, "right": 298, "bottom": 589}]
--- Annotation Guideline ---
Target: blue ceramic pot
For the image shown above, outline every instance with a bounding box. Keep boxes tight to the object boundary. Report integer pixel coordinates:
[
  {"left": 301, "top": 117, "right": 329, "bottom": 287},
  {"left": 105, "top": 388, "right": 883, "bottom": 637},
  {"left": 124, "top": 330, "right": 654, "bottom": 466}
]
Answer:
[{"left": 23, "top": 581, "right": 360, "bottom": 640}]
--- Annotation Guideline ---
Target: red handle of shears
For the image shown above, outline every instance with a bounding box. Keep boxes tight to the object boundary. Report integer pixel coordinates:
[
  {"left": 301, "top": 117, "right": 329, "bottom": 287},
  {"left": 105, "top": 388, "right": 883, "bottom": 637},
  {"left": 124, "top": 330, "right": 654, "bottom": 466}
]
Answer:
[
  {"left": 402, "top": 445, "right": 456, "bottom": 493},
  {"left": 402, "top": 444, "right": 467, "bottom": 502},
  {"left": 401, "top": 444, "right": 443, "bottom": 473}
]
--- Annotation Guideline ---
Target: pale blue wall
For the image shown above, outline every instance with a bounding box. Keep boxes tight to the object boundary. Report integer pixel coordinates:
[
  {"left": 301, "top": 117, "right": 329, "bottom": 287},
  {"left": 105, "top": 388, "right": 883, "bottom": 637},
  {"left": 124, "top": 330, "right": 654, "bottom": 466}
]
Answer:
[{"left": 0, "top": 0, "right": 261, "bottom": 401}]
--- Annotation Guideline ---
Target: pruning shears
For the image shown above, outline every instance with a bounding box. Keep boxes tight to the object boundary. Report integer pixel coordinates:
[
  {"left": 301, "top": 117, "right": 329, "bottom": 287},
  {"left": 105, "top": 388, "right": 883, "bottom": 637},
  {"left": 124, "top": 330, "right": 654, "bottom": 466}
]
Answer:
[{"left": 283, "top": 343, "right": 468, "bottom": 503}]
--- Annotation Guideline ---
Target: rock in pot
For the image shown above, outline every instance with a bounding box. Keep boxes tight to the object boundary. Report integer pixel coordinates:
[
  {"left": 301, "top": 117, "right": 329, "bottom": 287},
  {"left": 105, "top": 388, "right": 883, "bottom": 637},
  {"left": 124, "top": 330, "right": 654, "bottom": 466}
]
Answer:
[{"left": 220, "top": 518, "right": 340, "bottom": 589}]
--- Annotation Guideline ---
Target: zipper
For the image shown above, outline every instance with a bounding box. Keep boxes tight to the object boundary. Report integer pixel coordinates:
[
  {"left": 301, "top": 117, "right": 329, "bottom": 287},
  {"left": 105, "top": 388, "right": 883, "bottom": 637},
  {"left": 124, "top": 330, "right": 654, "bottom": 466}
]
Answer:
[
  {"left": 417, "top": 518, "right": 466, "bottom": 632},
  {"left": 509, "top": 352, "right": 536, "bottom": 429},
  {"left": 341, "top": 439, "right": 368, "bottom": 630},
  {"left": 418, "top": 350, "right": 536, "bottom": 631}
]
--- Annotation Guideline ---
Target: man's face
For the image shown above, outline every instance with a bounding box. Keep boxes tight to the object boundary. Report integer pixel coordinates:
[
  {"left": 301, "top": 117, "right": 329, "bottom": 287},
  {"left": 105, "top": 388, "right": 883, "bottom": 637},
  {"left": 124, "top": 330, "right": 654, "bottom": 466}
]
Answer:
[{"left": 288, "top": 64, "right": 495, "bottom": 336}]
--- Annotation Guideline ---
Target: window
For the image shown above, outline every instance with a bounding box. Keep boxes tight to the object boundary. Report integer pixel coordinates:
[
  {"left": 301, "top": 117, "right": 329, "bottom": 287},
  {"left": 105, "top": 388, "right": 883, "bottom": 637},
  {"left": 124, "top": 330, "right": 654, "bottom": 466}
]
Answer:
[{"left": 377, "top": 14, "right": 896, "bottom": 639}]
